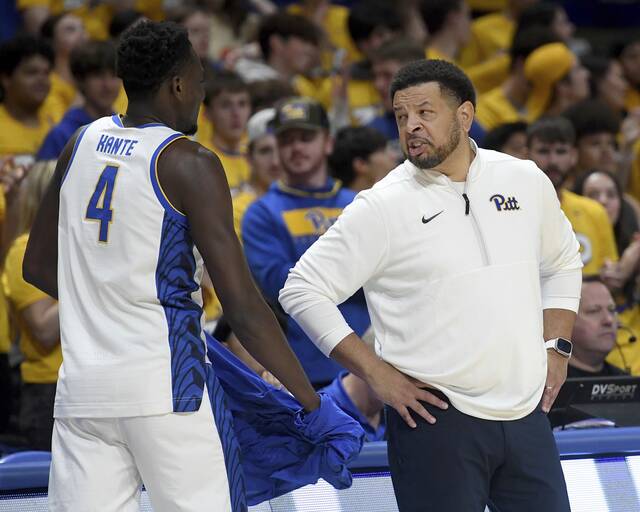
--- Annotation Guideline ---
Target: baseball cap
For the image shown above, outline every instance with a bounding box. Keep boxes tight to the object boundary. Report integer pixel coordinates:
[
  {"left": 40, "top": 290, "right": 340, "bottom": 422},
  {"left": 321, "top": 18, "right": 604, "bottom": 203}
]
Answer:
[
  {"left": 247, "top": 108, "right": 276, "bottom": 145},
  {"left": 271, "top": 97, "right": 330, "bottom": 134},
  {"left": 525, "top": 42, "right": 576, "bottom": 121}
]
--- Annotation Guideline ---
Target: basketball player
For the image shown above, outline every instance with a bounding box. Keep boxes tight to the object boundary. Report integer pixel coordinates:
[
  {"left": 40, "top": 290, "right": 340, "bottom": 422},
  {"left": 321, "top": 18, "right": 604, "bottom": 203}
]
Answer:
[{"left": 24, "top": 21, "right": 325, "bottom": 512}]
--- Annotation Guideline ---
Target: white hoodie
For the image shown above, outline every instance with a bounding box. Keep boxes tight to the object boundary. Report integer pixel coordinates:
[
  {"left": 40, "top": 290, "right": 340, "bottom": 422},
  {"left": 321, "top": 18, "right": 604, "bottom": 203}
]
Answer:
[{"left": 279, "top": 146, "right": 582, "bottom": 421}]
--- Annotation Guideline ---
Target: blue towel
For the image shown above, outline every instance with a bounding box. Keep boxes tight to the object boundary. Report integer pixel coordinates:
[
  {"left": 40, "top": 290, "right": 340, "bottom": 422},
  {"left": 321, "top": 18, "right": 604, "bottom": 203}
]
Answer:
[{"left": 205, "top": 333, "right": 365, "bottom": 506}]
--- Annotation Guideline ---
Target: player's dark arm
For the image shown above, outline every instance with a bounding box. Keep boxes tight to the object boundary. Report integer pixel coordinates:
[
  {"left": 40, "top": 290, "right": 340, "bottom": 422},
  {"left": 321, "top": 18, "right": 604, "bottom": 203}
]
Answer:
[
  {"left": 23, "top": 130, "right": 79, "bottom": 299},
  {"left": 159, "top": 140, "right": 320, "bottom": 411}
]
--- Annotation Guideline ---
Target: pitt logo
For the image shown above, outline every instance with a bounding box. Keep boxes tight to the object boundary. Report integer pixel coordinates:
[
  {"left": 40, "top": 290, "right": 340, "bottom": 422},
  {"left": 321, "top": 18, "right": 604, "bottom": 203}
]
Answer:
[
  {"left": 280, "top": 102, "right": 307, "bottom": 121},
  {"left": 490, "top": 194, "right": 520, "bottom": 212}
]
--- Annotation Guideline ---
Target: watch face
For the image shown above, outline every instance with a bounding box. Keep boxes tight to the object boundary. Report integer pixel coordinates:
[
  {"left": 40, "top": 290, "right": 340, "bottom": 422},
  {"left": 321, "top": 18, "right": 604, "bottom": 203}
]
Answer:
[{"left": 557, "top": 338, "right": 572, "bottom": 355}]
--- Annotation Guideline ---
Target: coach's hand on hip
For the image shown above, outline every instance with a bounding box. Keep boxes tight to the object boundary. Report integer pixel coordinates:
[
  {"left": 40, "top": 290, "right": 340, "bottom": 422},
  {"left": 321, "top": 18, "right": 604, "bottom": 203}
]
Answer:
[
  {"left": 541, "top": 350, "right": 569, "bottom": 413},
  {"left": 369, "top": 361, "right": 449, "bottom": 428}
]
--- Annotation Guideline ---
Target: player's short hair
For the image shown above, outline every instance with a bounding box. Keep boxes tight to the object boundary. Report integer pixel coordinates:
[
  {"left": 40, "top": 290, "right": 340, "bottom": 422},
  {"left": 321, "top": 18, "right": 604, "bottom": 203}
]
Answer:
[
  {"left": 371, "top": 38, "right": 425, "bottom": 66},
  {"left": 0, "top": 35, "right": 53, "bottom": 78},
  {"left": 257, "top": 12, "right": 321, "bottom": 62},
  {"left": 329, "top": 126, "right": 388, "bottom": 188},
  {"left": 526, "top": 116, "right": 576, "bottom": 146},
  {"left": 482, "top": 121, "right": 528, "bottom": 152},
  {"left": 390, "top": 59, "right": 476, "bottom": 108},
  {"left": 347, "top": 0, "right": 402, "bottom": 45},
  {"left": 203, "top": 69, "right": 249, "bottom": 106},
  {"left": 70, "top": 40, "right": 117, "bottom": 83},
  {"left": 116, "top": 20, "right": 193, "bottom": 99},
  {"left": 562, "top": 99, "right": 620, "bottom": 140},
  {"left": 419, "top": 0, "right": 463, "bottom": 36}
]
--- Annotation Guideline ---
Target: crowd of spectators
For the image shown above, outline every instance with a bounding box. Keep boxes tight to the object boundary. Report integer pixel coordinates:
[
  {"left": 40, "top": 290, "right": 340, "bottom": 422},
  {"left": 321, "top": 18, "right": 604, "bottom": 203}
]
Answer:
[{"left": 1, "top": 0, "right": 640, "bottom": 450}]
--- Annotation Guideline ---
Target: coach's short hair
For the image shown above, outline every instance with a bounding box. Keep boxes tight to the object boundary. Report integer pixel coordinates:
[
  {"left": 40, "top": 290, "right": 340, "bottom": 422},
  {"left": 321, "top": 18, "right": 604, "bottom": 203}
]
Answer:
[
  {"left": 390, "top": 59, "right": 476, "bottom": 108},
  {"left": 116, "top": 20, "right": 192, "bottom": 99}
]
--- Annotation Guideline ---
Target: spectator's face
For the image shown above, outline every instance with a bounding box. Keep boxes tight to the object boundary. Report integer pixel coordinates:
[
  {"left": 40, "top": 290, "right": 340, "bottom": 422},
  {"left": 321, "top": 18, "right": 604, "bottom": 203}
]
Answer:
[
  {"left": 582, "top": 172, "right": 621, "bottom": 225},
  {"left": 277, "top": 128, "right": 332, "bottom": 178},
  {"left": 451, "top": 2, "right": 472, "bottom": 46},
  {"left": 500, "top": 131, "right": 528, "bottom": 160},
  {"left": 373, "top": 59, "right": 404, "bottom": 112},
  {"left": 359, "top": 26, "right": 395, "bottom": 60},
  {"left": 572, "top": 282, "right": 618, "bottom": 360},
  {"left": 82, "top": 70, "right": 121, "bottom": 115},
  {"left": 599, "top": 61, "right": 629, "bottom": 112},
  {"left": 362, "top": 147, "right": 396, "bottom": 184},
  {"left": 551, "top": 8, "right": 574, "bottom": 42},
  {"left": 54, "top": 14, "right": 87, "bottom": 57},
  {"left": 577, "top": 132, "right": 618, "bottom": 174},
  {"left": 1, "top": 55, "right": 51, "bottom": 110},
  {"left": 281, "top": 36, "right": 318, "bottom": 75},
  {"left": 393, "top": 82, "right": 469, "bottom": 170},
  {"left": 620, "top": 41, "right": 640, "bottom": 87},
  {"left": 249, "top": 134, "right": 282, "bottom": 189},
  {"left": 566, "top": 62, "right": 590, "bottom": 103},
  {"left": 527, "top": 138, "right": 576, "bottom": 189},
  {"left": 183, "top": 11, "right": 211, "bottom": 60},
  {"left": 206, "top": 90, "right": 251, "bottom": 145}
]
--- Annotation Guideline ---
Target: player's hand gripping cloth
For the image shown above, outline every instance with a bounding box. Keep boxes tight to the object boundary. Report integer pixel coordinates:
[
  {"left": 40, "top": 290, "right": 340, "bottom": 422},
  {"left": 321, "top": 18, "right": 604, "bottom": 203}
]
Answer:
[{"left": 205, "top": 333, "right": 365, "bottom": 506}]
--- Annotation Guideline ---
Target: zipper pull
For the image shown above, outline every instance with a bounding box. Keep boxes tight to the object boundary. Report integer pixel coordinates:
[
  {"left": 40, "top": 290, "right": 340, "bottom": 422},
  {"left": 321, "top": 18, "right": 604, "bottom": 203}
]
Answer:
[{"left": 462, "top": 193, "right": 470, "bottom": 215}]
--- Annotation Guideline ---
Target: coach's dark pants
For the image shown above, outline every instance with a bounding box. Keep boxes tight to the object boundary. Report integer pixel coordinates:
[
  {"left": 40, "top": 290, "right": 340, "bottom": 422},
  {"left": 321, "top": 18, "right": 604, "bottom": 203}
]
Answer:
[{"left": 386, "top": 392, "right": 570, "bottom": 512}]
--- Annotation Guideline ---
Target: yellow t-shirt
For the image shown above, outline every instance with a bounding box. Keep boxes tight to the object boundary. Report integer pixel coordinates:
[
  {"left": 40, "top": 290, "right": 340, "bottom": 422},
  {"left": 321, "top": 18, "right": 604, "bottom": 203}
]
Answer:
[
  {"left": 459, "top": 12, "right": 513, "bottom": 68},
  {"left": 607, "top": 305, "right": 640, "bottom": 375},
  {"left": 475, "top": 86, "right": 523, "bottom": 130},
  {"left": 197, "top": 141, "right": 250, "bottom": 194},
  {"left": 2, "top": 233, "right": 62, "bottom": 383},
  {"left": 625, "top": 87, "right": 640, "bottom": 112},
  {"left": 426, "top": 47, "right": 510, "bottom": 95},
  {"left": 560, "top": 190, "right": 619, "bottom": 276},
  {"left": 17, "top": 0, "right": 111, "bottom": 40},
  {"left": 627, "top": 140, "right": 640, "bottom": 203},
  {"left": 46, "top": 72, "right": 78, "bottom": 123},
  {"left": 0, "top": 104, "right": 57, "bottom": 158},
  {"left": 113, "top": 85, "right": 128, "bottom": 115},
  {"left": 232, "top": 188, "right": 258, "bottom": 239}
]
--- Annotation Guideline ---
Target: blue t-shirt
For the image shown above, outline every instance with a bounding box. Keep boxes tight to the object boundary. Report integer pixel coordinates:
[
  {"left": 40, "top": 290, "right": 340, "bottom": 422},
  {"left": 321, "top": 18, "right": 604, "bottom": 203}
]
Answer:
[
  {"left": 242, "top": 179, "right": 371, "bottom": 385},
  {"left": 37, "top": 107, "right": 94, "bottom": 160},
  {"left": 320, "top": 372, "right": 385, "bottom": 442}
]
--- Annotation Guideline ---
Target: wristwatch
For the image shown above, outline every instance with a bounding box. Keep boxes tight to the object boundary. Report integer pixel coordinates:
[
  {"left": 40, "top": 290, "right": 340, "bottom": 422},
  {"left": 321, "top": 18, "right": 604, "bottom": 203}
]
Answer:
[{"left": 544, "top": 337, "right": 572, "bottom": 358}]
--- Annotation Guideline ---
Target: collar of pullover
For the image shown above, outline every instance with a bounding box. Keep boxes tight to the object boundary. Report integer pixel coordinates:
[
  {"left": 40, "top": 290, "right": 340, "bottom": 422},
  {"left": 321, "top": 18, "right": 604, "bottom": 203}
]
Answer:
[{"left": 408, "top": 138, "right": 482, "bottom": 187}]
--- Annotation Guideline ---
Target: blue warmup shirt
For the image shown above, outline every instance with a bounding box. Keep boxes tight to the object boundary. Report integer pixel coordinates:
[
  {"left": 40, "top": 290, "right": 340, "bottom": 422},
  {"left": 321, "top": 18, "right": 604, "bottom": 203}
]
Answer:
[
  {"left": 320, "top": 372, "right": 385, "bottom": 442},
  {"left": 206, "top": 334, "right": 364, "bottom": 506},
  {"left": 242, "top": 178, "right": 371, "bottom": 385},
  {"left": 37, "top": 107, "right": 94, "bottom": 160}
]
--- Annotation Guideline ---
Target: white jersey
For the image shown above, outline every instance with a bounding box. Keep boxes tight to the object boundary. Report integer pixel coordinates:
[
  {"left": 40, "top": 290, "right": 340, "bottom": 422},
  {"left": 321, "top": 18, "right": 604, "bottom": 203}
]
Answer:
[{"left": 55, "top": 115, "right": 207, "bottom": 418}]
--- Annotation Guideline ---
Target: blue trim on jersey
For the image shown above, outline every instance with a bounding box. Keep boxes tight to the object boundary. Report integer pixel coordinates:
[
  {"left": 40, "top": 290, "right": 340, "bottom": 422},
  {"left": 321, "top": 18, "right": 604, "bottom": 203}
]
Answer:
[
  {"left": 156, "top": 212, "right": 206, "bottom": 412},
  {"left": 205, "top": 363, "right": 248, "bottom": 512},
  {"left": 60, "top": 124, "right": 90, "bottom": 186},
  {"left": 111, "top": 114, "right": 123, "bottom": 127},
  {"left": 111, "top": 114, "right": 169, "bottom": 130},
  {"left": 149, "top": 133, "right": 187, "bottom": 219}
]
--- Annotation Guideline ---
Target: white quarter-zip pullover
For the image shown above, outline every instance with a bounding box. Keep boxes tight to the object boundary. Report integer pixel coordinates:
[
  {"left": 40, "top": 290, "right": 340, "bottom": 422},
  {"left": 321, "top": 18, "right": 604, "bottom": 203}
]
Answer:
[{"left": 279, "top": 146, "right": 582, "bottom": 421}]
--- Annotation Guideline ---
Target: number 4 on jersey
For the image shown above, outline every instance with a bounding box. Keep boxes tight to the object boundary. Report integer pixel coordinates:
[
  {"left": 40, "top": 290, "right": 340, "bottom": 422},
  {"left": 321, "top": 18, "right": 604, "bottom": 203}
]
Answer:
[{"left": 86, "top": 165, "right": 119, "bottom": 243}]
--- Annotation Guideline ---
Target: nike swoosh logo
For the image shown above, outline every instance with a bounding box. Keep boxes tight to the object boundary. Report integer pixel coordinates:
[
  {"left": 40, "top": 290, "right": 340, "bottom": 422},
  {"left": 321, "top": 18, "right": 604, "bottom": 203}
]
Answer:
[{"left": 422, "top": 210, "right": 444, "bottom": 224}]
